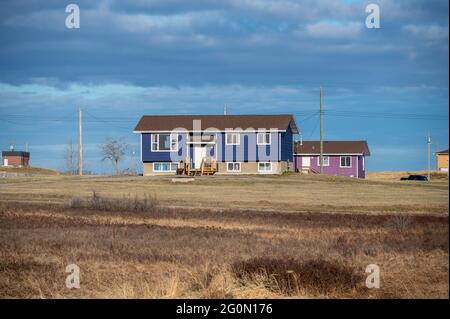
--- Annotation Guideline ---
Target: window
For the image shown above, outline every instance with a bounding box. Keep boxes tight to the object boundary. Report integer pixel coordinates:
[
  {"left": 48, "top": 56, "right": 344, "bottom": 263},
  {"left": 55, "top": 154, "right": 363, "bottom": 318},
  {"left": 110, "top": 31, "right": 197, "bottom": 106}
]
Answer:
[
  {"left": 257, "top": 132, "right": 271, "bottom": 145},
  {"left": 258, "top": 162, "right": 272, "bottom": 172},
  {"left": 225, "top": 132, "right": 240, "bottom": 145},
  {"left": 317, "top": 156, "right": 329, "bottom": 167},
  {"left": 226, "top": 162, "right": 241, "bottom": 172},
  {"left": 340, "top": 156, "right": 352, "bottom": 168},
  {"left": 153, "top": 162, "right": 178, "bottom": 172},
  {"left": 151, "top": 134, "right": 178, "bottom": 151}
]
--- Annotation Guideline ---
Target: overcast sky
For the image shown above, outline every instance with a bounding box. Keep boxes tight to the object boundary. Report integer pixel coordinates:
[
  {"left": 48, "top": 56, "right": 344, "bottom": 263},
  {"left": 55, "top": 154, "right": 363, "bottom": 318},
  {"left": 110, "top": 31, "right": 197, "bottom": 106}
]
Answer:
[{"left": 0, "top": 0, "right": 448, "bottom": 173}]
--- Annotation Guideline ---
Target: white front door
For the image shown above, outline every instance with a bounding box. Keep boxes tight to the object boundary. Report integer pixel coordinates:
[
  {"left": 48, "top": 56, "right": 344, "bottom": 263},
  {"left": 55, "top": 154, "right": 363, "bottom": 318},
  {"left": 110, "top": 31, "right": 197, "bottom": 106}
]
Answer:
[
  {"left": 3, "top": 159, "right": 8, "bottom": 167},
  {"left": 302, "top": 156, "right": 311, "bottom": 167},
  {"left": 194, "top": 146, "right": 207, "bottom": 169}
]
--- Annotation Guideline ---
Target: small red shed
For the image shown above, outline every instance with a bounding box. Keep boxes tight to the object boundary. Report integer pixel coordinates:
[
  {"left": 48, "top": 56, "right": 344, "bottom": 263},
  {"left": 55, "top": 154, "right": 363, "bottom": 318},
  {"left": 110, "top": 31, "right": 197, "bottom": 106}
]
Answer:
[{"left": 2, "top": 150, "right": 30, "bottom": 167}]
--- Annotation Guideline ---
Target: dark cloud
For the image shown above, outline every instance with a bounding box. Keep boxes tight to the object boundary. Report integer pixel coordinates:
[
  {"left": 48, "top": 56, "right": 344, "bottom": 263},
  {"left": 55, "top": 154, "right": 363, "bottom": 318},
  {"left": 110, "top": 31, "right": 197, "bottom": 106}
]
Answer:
[
  {"left": 0, "top": 0, "right": 447, "bottom": 87},
  {"left": 0, "top": 0, "right": 448, "bottom": 172}
]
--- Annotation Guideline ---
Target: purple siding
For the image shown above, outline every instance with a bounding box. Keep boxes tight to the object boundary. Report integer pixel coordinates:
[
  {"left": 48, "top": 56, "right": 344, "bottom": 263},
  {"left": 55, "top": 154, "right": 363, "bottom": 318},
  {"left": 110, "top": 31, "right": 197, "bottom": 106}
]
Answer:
[{"left": 294, "top": 155, "right": 366, "bottom": 179}]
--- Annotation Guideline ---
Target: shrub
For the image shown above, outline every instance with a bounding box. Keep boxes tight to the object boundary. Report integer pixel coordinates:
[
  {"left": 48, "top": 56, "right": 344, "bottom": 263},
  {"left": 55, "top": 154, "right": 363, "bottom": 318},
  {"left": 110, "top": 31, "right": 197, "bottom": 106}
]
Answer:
[
  {"left": 70, "top": 191, "right": 159, "bottom": 213},
  {"left": 231, "top": 257, "right": 362, "bottom": 295},
  {"left": 389, "top": 215, "right": 412, "bottom": 234}
]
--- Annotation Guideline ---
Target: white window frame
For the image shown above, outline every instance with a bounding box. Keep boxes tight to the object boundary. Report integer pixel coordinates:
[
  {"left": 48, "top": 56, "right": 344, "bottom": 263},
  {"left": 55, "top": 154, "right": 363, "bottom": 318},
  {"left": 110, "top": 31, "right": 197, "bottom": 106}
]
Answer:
[
  {"left": 258, "top": 162, "right": 272, "bottom": 172},
  {"left": 225, "top": 132, "right": 240, "bottom": 145},
  {"left": 151, "top": 133, "right": 178, "bottom": 152},
  {"left": 340, "top": 156, "right": 352, "bottom": 168},
  {"left": 257, "top": 132, "right": 271, "bottom": 145},
  {"left": 317, "top": 156, "right": 330, "bottom": 167},
  {"left": 226, "top": 162, "right": 241, "bottom": 172},
  {"left": 153, "top": 162, "right": 178, "bottom": 172}
]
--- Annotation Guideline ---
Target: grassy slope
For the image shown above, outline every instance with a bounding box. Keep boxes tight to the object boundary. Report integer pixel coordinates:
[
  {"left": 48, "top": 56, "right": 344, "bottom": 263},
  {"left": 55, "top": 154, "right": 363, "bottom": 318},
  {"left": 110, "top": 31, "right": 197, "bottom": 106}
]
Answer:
[
  {"left": 367, "top": 170, "right": 449, "bottom": 182},
  {"left": 0, "top": 202, "right": 447, "bottom": 298},
  {"left": 0, "top": 173, "right": 448, "bottom": 214},
  {"left": 0, "top": 173, "right": 448, "bottom": 298},
  {"left": 0, "top": 166, "right": 61, "bottom": 175}
]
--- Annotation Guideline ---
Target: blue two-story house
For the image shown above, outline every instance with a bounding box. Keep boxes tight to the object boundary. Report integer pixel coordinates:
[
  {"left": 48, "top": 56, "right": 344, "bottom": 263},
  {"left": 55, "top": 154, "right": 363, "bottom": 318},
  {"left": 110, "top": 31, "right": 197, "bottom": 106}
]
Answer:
[{"left": 133, "top": 114, "right": 299, "bottom": 175}]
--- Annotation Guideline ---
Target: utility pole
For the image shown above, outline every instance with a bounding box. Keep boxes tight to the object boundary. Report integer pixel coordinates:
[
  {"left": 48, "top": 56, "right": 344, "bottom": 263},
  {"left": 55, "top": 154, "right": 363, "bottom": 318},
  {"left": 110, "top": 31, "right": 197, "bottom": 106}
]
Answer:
[
  {"left": 434, "top": 141, "right": 440, "bottom": 171},
  {"left": 427, "top": 132, "right": 432, "bottom": 181},
  {"left": 224, "top": 104, "right": 227, "bottom": 115},
  {"left": 319, "top": 87, "right": 324, "bottom": 174},
  {"left": 79, "top": 107, "right": 83, "bottom": 176}
]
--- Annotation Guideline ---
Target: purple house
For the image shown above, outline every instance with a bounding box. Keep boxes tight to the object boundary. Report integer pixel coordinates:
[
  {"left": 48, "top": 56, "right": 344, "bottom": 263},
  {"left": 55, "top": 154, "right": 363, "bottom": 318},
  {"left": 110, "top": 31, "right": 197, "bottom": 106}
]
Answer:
[{"left": 293, "top": 141, "right": 370, "bottom": 179}]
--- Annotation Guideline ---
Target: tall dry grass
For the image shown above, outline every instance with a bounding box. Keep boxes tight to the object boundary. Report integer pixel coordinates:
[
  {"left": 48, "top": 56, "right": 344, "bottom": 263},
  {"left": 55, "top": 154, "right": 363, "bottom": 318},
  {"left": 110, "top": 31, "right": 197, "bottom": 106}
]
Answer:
[
  {"left": 231, "top": 257, "right": 363, "bottom": 296},
  {"left": 70, "top": 191, "right": 159, "bottom": 213},
  {"left": 0, "top": 198, "right": 448, "bottom": 298}
]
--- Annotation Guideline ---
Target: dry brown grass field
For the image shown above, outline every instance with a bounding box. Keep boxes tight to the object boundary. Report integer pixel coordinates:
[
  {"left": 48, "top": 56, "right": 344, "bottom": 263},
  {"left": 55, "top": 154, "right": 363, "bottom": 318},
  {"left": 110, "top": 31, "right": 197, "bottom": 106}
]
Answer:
[{"left": 0, "top": 171, "right": 448, "bottom": 298}]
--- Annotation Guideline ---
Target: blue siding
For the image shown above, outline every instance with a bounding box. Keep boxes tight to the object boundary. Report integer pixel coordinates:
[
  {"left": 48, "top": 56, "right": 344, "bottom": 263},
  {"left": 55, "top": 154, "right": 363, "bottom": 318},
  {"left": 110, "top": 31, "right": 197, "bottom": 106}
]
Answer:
[
  {"left": 280, "top": 127, "right": 293, "bottom": 162},
  {"left": 141, "top": 130, "right": 294, "bottom": 163},
  {"left": 217, "top": 132, "right": 280, "bottom": 162},
  {"left": 244, "top": 135, "right": 249, "bottom": 162},
  {"left": 142, "top": 133, "right": 185, "bottom": 162}
]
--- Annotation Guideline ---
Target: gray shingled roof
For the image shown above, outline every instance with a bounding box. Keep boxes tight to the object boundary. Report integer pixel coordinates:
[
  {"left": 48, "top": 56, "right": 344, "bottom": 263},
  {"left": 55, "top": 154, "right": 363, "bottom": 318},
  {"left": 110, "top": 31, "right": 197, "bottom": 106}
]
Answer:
[
  {"left": 134, "top": 114, "right": 298, "bottom": 133},
  {"left": 294, "top": 141, "right": 370, "bottom": 155},
  {"left": 2, "top": 151, "right": 30, "bottom": 157}
]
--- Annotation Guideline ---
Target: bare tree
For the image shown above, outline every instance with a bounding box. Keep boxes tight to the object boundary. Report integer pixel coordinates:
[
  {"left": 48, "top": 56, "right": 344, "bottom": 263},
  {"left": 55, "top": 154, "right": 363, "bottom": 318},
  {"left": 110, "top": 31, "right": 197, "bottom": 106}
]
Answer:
[
  {"left": 100, "top": 138, "right": 129, "bottom": 175},
  {"left": 64, "top": 139, "right": 78, "bottom": 175}
]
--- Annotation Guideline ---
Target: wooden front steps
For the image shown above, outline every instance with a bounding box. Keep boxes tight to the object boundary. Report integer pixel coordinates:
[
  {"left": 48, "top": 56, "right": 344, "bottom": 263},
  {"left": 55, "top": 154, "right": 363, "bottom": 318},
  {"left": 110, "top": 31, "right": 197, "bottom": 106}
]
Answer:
[{"left": 177, "top": 157, "right": 217, "bottom": 176}]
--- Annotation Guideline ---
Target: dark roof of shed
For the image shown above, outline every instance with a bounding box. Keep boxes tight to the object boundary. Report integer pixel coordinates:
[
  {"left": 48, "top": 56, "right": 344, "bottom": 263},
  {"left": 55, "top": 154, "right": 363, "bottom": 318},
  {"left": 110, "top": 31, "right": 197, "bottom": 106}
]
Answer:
[
  {"left": 2, "top": 151, "right": 30, "bottom": 157},
  {"left": 134, "top": 114, "right": 298, "bottom": 133},
  {"left": 294, "top": 141, "right": 370, "bottom": 156},
  {"left": 436, "top": 149, "right": 449, "bottom": 154}
]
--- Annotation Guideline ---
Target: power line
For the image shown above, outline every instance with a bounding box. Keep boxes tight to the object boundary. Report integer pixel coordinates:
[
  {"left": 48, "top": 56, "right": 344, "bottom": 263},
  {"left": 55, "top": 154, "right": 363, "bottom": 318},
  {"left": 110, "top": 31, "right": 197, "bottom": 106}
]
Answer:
[
  {"left": 83, "top": 109, "right": 132, "bottom": 130},
  {"left": 297, "top": 111, "right": 319, "bottom": 123},
  {"left": 322, "top": 110, "right": 448, "bottom": 120},
  {"left": 307, "top": 114, "right": 320, "bottom": 140},
  {"left": 0, "top": 110, "right": 448, "bottom": 132}
]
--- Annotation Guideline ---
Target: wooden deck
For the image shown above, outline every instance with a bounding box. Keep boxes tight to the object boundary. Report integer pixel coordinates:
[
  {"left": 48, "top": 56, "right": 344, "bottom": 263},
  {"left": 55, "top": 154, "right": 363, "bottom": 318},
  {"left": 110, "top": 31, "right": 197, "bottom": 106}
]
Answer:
[{"left": 177, "top": 157, "right": 217, "bottom": 176}]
